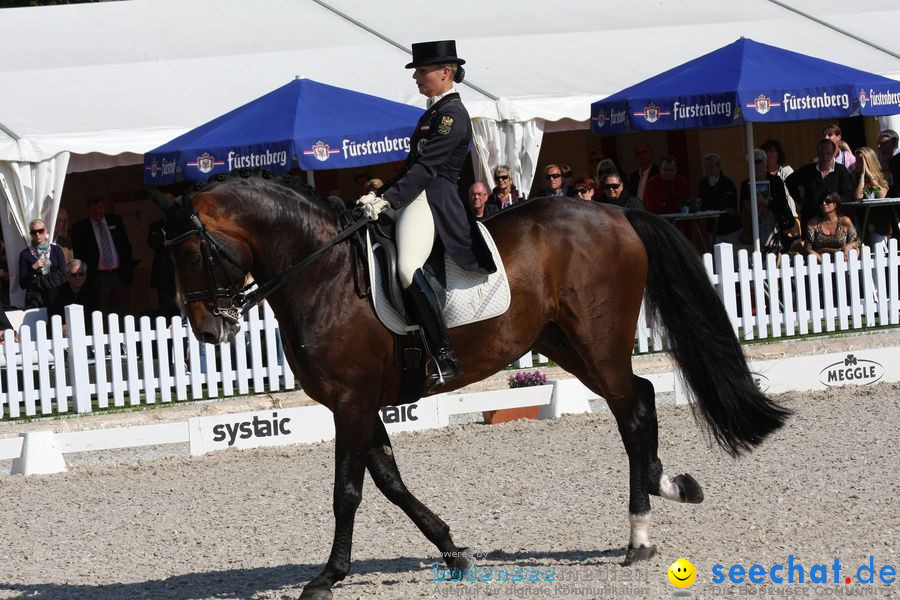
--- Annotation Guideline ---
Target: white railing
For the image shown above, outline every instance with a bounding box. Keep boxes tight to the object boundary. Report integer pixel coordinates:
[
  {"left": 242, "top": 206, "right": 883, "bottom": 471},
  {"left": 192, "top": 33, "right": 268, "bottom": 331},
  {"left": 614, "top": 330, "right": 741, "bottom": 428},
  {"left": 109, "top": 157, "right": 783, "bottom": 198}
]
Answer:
[
  {"left": 3, "top": 239, "right": 899, "bottom": 419},
  {"left": 1, "top": 303, "right": 294, "bottom": 419}
]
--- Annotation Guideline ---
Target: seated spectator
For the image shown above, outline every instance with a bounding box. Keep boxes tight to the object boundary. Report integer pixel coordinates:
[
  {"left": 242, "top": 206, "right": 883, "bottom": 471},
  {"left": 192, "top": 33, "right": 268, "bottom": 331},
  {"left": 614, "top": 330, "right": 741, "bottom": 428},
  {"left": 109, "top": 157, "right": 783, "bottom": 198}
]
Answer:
[
  {"left": 533, "top": 164, "right": 573, "bottom": 198},
  {"left": 741, "top": 151, "right": 801, "bottom": 253},
  {"left": 698, "top": 153, "right": 740, "bottom": 245},
  {"left": 597, "top": 173, "right": 644, "bottom": 209},
  {"left": 18, "top": 218, "right": 66, "bottom": 308},
  {"left": 489, "top": 165, "right": 524, "bottom": 209},
  {"left": 628, "top": 142, "right": 658, "bottom": 202},
  {"left": 643, "top": 155, "right": 690, "bottom": 214},
  {"left": 821, "top": 124, "right": 856, "bottom": 171},
  {"left": 49, "top": 259, "right": 100, "bottom": 334},
  {"left": 468, "top": 181, "right": 499, "bottom": 221},
  {"left": 805, "top": 192, "right": 859, "bottom": 262},
  {"left": 761, "top": 138, "right": 794, "bottom": 183},
  {"left": 786, "top": 138, "right": 853, "bottom": 228},
  {"left": 852, "top": 146, "right": 888, "bottom": 200},
  {"left": 573, "top": 176, "right": 596, "bottom": 201}
]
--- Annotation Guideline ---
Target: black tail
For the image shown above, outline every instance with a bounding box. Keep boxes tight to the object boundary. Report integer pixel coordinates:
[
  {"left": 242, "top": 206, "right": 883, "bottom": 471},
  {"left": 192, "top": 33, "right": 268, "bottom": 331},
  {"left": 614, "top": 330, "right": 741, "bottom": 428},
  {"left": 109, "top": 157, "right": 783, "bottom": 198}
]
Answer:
[{"left": 624, "top": 209, "right": 791, "bottom": 457}]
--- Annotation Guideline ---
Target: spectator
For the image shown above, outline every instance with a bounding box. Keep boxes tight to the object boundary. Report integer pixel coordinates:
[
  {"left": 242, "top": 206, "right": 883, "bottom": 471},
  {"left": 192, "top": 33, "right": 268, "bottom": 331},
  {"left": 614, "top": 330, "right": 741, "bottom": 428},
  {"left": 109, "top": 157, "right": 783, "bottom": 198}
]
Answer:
[
  {"left": 741, "top": 150, "right": 800, "bottom": 253},
  {"left": 18, "top": 218, "right": 66, "bottom": 308},
  {"left": 573, "top": 176, "right": 596, "bottom": 201},
  {"left": 698, "top": 153, "right": 740, "bottom": 245},
  {"left": 876, "top": 129, "right": 898, "bottom": 183},
  {"left": 49, "top": 259, "right": 100, "bottom": 334},
  {"left": 786, "top": 138, "right": 854, "bottom": 228},
  {"left": 54, "top": 207, "right": 74, "bottom": 263},
  {"left": 805, "top": 192, "right": 859, "bottom": 262},
  {"left": 366, "top": 178, "right": 384, "bottom": 193},
  {"left": 760, "top": 138, "right": 796, "bottom": 213},
  {"left": 560, "top": 164, "right": 574, "bottom": 190},
  {"left": 147, "top": 218, "right": 177, "bottom": 316},
  {"left": 489, "top": 165, "right": 524, "bottom": 209},
  {"left": 627, "top": 142, "right": 659, "bottom": 202},
  {"left": 595, "top": 158, "right": 619, "bottom": 181},
  {"left": 534, "top": 164, "right": 573, "bottom": 198},
  {"left": 821, "top": 124, "right": 856, "bottom": 171},
  {"left": 468, "top": 181, "right": 498, "bottom": 221},
  {"left": 643, "top": 155, "right": 690, "bottom": 215},
  {"left": 354, "top": 172, "right": 374, "bottom": 200},
  {"left": 852, "top": 146, "right": 889, "bottom": 200},
  {"left": 597, "top": 173, "right": 644, "bottom": 209},
  {"left": 71, "top": 195, "right": 135, "bottom": 316}
]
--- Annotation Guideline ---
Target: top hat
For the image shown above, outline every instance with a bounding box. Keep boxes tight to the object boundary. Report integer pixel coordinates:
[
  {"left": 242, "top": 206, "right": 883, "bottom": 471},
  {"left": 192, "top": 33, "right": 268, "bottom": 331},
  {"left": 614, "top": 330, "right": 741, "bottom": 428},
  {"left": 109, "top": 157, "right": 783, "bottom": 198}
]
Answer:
[{"left": 405, "top": 40, "right": 466, "bottom": 69}]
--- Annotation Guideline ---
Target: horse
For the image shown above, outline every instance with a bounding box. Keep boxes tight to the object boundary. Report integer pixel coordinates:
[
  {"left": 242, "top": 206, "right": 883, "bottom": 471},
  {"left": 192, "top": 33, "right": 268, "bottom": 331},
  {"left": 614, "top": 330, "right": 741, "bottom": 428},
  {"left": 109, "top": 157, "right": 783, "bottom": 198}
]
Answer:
[{"left": 160, "top": 171, "right": 790, "bottom": 599}]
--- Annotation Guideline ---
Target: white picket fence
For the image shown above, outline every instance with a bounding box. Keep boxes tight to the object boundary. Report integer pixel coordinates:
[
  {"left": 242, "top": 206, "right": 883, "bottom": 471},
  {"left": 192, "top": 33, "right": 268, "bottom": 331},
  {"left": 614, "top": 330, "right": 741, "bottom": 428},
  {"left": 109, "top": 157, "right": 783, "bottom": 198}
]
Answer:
[{"left": 2, "top": 240, "right": 899, "bottom": 419}]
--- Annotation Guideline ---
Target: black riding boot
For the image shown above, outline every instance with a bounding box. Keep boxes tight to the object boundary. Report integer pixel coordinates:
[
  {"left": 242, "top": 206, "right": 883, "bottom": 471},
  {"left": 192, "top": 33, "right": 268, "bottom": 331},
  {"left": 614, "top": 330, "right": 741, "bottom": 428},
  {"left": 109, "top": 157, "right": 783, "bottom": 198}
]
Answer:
[{"left": 405, "top": 269, "right": 462, "bottom": 391}]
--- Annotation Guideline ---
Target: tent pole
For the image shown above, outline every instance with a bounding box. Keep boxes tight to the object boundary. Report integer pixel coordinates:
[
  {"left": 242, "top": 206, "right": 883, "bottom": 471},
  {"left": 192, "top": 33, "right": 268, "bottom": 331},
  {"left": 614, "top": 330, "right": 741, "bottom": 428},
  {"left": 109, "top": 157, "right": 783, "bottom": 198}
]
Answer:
[
  {"left": 746, "top": 122, "right": 760, "bottom": 253},
  {"left": 306, "top": 170, "right": 315, "bottom": 187}
]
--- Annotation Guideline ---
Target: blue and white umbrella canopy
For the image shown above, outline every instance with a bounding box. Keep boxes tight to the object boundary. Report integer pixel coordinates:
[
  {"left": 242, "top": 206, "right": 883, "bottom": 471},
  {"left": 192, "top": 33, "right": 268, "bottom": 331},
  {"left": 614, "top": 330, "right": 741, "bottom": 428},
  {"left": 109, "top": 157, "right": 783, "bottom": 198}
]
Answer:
[
  {"left": 591, "top": 38, "right": 900, "bottom": 135},
  {"left": 144, "top": 78, "right": 423, "bottom": 184}
]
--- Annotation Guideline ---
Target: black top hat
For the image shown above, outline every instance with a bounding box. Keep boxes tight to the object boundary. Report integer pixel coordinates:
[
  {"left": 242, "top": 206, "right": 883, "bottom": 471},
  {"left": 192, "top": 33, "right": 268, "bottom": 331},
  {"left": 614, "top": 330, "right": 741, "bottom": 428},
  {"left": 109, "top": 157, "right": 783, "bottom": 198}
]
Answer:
[{"left": 405, "top": 40, "right": 466, "bottom": 69}]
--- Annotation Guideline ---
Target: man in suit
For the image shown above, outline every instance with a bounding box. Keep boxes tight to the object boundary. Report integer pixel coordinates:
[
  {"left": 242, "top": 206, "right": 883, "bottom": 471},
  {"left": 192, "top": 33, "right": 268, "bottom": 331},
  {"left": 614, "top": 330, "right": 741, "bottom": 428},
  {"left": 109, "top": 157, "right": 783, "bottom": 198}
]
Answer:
[
  {"left": 627, "top": 142, "right": 659, "bottom": 203},
  {"left": 71, "top": 195, "right": 134, "bottom": 315}
]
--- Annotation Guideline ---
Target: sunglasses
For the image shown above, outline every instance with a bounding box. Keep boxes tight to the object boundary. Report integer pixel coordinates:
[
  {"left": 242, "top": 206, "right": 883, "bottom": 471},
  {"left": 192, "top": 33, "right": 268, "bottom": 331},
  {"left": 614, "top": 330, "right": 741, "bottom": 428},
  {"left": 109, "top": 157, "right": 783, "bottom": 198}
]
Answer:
[
  {"left": 821, "top": 198, "right": 836, "bottom": 205},
  {"left": 603, "top": 183, "right": 622, "bottom": 190},
  {"left": 29, "top": 228, "right": 45, "bottom": 235},
  {"left": 546, "top": 173, "right": 562, "bottom": 180},
  {"left": 575, "top": 187, "right": 591, "bottom": 194},
  {"left": 495, "top": 174, "right": 510, "bottom": 181}
]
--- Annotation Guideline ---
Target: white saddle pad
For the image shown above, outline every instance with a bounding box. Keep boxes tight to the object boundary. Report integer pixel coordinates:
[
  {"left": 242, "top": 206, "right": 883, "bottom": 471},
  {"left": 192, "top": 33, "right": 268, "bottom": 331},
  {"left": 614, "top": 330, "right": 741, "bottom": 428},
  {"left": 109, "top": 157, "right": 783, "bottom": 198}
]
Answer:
[{"left": 367, "top": 222, "right": 511, "bottom": 335}]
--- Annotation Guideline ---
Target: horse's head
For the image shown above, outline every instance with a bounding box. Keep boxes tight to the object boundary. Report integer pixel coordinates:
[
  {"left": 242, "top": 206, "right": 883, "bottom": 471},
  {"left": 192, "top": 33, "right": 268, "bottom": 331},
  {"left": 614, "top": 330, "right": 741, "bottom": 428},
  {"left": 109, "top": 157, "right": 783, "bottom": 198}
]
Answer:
[{"left": 159, "top": 190, "right": 252, "bottom": 344}]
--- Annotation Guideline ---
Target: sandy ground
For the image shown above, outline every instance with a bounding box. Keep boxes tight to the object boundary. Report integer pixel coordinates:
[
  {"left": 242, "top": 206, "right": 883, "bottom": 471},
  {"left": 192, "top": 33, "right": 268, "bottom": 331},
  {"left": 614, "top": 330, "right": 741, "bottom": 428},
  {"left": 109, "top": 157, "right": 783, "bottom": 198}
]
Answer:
[{"left": 0, "top": 330, "right": 897, "bottom": 599}]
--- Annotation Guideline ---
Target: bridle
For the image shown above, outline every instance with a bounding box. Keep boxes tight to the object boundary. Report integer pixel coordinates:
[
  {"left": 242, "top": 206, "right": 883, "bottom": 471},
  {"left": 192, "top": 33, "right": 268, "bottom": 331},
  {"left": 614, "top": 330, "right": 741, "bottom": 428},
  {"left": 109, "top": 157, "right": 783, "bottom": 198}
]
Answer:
[{"left": 165, "top": 209, "right": 372, "bottom": 325}]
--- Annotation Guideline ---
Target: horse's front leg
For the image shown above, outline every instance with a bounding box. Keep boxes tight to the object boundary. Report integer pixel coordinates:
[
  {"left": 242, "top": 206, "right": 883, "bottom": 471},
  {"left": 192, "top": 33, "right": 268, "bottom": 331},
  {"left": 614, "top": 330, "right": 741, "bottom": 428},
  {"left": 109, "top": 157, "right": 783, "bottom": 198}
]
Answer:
[
  {"left": 366, "top": 414, "right": 473, "bottom": 576},
  {"left": 300, "top": 408, "right": 375, "bottom": 600}
]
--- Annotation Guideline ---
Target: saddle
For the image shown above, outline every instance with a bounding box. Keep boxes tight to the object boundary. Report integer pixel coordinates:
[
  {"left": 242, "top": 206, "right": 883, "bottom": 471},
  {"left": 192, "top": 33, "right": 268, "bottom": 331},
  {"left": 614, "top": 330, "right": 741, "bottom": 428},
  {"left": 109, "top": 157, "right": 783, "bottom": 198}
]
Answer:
[{"left": 342, "top": 207, "right": 510, "bottom": 401}]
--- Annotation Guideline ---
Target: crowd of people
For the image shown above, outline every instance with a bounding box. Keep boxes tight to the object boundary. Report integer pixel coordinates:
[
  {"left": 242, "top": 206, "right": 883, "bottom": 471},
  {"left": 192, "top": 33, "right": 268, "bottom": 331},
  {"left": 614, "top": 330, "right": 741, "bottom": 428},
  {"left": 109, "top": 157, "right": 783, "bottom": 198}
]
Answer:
[
  {"left": 7, "top": 195, "right": 176, "bottom": 332},
  {"left": 461, "top": 123, "right": 900, "bottom": 262}
]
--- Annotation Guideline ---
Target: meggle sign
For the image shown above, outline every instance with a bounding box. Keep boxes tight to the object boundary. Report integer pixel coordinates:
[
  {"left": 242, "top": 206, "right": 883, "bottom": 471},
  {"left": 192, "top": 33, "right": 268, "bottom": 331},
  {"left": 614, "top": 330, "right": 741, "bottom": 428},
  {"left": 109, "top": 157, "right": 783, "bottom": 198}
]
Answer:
[
  {"left": 818, "top": 354, "right": 884, "bottom": 387},
  {"left": 188, "top": 401, "right": 446, "bottom": 456}
]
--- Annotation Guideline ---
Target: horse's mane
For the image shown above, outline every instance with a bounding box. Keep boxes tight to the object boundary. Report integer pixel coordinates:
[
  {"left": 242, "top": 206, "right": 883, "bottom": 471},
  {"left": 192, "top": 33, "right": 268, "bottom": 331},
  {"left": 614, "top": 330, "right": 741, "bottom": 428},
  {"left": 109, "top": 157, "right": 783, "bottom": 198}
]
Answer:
[{"left": 185, "top": 169, "right": 341, "bottom": 234}]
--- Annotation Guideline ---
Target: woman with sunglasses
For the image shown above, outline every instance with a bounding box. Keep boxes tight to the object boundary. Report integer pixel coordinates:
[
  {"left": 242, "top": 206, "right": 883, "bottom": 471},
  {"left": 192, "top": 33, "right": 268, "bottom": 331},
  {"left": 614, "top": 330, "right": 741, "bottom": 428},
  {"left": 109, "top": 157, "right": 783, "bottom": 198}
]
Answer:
[
  {"left": 488, "top": 165, "right": 524, "bottom": 210},
  {"left": 18, "top": 218, "right": 67, "bottom": 308},
  {"left": 805, "top": 192, "right": 860, "bottom": 262}
]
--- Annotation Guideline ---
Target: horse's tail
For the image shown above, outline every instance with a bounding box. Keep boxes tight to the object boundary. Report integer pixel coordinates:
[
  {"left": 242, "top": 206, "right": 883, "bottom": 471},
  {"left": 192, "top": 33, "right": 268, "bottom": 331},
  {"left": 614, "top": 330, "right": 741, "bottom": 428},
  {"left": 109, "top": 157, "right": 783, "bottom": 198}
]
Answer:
[{"left": 624, "top": 209, "right": 791, "bottom": 457}]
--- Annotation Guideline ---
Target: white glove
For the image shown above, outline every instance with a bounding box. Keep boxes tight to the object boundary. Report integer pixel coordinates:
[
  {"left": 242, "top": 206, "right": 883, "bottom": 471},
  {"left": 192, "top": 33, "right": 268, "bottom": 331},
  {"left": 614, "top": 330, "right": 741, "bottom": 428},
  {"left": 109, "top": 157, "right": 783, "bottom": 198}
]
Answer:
[{"left": 356, "top": 192, "right": 390, "bottom": 220}]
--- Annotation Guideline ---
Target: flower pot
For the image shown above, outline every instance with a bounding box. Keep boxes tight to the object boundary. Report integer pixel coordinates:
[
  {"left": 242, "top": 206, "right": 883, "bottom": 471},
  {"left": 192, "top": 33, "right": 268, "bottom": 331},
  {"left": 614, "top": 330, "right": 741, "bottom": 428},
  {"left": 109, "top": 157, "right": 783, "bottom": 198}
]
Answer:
[{"left": 483, "top": 405, "right": 542, "bottom": 424}]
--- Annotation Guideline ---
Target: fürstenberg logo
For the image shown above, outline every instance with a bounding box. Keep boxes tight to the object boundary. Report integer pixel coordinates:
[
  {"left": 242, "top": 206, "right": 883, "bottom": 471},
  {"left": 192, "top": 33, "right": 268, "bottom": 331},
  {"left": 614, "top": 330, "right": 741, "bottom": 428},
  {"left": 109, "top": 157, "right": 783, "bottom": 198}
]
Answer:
[{"left": 818, "top": 354, "right": 883, "bottom": 387}]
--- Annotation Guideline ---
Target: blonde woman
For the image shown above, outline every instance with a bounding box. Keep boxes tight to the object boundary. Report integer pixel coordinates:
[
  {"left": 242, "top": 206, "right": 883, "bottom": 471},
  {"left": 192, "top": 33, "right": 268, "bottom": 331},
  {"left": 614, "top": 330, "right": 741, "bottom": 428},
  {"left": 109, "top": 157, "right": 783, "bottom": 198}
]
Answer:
[
  {"left": 17, "top": 218, "right": 67, "bottom": 308},
  {"left": 853, "top": 146, "right": 889, "bottom": 200}
]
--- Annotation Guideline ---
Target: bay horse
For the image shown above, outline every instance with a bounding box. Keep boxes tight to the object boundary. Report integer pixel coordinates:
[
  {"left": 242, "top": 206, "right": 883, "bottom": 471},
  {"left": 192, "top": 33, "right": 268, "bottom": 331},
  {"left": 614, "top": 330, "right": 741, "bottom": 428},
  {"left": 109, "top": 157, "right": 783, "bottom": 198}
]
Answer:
[{"left": 161, "top": 171, "right": 789, "bottom": 599}]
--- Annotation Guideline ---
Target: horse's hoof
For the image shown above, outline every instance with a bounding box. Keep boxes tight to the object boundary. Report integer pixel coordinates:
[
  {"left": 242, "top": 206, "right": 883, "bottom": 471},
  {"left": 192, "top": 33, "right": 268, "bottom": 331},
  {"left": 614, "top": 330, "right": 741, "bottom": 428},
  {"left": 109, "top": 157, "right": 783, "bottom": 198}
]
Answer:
[
  {"left": 299, "top": 586, "right": 333, "bottom": 600},
  {"left": 445, "top": 547, "right": 473, "bottom": 573},
  {"left": 674, "top": 473, "right": 704, "bottom": 503},
  {"left": 624, "top": 544, "right": 657, "bottom": 565}
]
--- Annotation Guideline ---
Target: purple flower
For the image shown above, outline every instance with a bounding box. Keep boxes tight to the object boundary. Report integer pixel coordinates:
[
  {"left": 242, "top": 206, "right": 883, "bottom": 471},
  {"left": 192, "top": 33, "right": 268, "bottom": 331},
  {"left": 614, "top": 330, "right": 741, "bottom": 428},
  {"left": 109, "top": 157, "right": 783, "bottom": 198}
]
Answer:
[{"left": 507, "top": 370, "right": 547, "bottom": 388}]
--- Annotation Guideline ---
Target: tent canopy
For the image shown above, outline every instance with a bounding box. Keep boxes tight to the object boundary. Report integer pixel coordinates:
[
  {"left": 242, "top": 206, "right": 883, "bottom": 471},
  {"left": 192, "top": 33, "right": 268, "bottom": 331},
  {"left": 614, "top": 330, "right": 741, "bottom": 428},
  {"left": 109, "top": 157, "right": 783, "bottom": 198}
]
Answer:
[
  {"left": 591, "top": 38, "right": 900, "bottom": 134},
  {"left": 143, "top": 78, "right": 423, "bottom": 184},
  {"left": 1, "top": 0, "right": 899, "bottom": 169}
]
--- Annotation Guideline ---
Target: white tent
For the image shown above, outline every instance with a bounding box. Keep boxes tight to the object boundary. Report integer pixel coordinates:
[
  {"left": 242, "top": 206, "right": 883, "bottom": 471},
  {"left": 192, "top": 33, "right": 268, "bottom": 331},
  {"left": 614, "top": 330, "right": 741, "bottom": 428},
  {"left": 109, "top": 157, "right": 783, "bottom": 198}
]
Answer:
[{"left": 1, "top": 0, "right": 899, "bottom": 303}]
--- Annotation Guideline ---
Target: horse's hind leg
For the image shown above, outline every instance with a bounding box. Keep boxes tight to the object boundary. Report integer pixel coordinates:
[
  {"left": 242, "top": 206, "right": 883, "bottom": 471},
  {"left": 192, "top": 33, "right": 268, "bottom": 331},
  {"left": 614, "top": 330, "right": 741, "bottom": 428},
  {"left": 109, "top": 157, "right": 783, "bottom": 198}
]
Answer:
[
  {"left": 638, "top": 376, "right": 704, "bottom": 505},
  {"left": 366, "top": 415, "right": 472, "bottom": 575}
]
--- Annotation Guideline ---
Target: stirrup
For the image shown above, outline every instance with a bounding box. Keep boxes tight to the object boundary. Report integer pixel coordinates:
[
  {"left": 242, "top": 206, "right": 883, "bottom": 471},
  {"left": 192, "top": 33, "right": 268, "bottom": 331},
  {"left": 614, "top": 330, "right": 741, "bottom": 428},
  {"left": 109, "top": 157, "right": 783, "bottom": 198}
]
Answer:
[{"left": 425, "top": 349, "right": 462, "bottom": 391}]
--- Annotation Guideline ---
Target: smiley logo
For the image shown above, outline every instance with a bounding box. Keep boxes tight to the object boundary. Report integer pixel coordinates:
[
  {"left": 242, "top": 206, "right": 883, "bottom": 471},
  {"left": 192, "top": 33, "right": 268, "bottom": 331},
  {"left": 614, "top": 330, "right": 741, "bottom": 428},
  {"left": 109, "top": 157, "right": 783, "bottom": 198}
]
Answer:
[{"left": 668, "top": 558, "right": 697, "bottom": 588}]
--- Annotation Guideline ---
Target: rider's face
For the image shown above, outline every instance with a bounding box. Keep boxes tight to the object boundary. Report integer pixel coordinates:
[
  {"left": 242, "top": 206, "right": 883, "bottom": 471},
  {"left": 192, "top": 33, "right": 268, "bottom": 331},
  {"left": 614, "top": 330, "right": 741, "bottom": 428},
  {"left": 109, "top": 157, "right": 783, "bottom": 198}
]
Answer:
[{"left": 413, "top": 65, "right": 450, "bottom": 98}]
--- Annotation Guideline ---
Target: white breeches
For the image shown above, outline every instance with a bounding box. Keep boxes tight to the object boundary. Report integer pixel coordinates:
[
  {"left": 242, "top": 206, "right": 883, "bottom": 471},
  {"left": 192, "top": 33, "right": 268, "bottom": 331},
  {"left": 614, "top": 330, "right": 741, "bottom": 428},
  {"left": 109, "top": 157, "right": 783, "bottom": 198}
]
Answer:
[{"left": 396, "top": 190, "right": 435, "bottom": 289}]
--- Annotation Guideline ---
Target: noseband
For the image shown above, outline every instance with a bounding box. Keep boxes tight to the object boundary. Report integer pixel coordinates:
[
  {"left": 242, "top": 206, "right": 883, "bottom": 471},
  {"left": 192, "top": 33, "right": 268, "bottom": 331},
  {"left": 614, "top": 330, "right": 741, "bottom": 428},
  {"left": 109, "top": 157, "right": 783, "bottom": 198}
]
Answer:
[{"left": 165, "top": 208, "right": 373, "bottom": 326}]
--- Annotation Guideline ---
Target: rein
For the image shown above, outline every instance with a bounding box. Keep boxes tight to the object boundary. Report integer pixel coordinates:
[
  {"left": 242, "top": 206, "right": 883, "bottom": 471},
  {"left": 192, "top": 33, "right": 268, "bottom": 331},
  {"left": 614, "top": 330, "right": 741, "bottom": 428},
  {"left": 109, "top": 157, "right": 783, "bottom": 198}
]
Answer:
[{"left": 166, "top": 209, "right": 372, "bottom": 324}]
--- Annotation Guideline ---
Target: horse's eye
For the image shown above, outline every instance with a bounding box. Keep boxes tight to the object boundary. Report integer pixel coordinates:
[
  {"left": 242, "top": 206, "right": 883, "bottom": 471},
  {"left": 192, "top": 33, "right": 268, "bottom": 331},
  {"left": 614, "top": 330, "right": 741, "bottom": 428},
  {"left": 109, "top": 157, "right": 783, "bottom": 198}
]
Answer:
[{"left": 189, "top": 252, "right": 203, "bottom": 267}]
